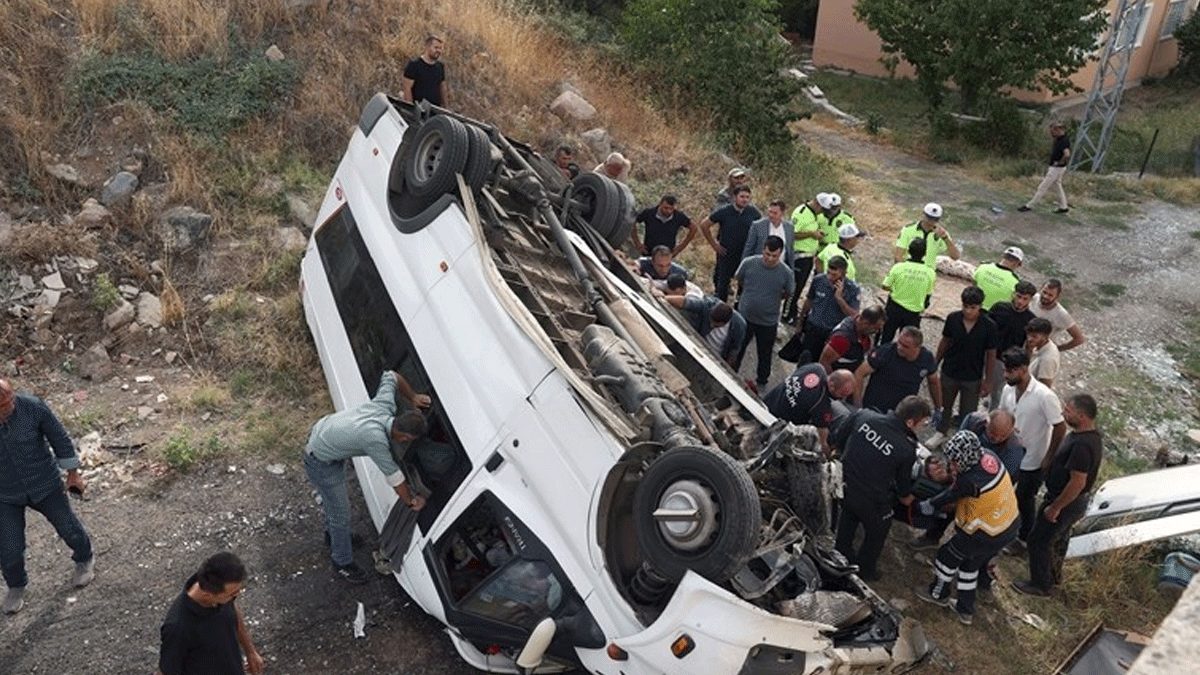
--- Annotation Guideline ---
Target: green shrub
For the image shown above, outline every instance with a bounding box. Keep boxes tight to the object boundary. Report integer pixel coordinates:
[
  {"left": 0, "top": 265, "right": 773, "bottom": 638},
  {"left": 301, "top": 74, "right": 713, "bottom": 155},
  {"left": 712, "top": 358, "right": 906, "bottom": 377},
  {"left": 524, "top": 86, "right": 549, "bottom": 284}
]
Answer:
[
  {"left": 70, "top": 47, "right": 299, "bottom": 138},
  {"left": 162, "top": 428, "right": 223, "bottom": 472},
  {"left": 92, "top": 274, "right": 120, "bottom": 311},
  {"left": 962, "top": 99, "right": 1029, "bottom": 156},
  {"left": 622, "top": 0, "right": 803, "bottom": 165},
  {"left": 864, "top": 111, "right": 884, "bottom": 135},
  {"left": 1174, "top": 9, "right": 1200, "bottom": 80}
]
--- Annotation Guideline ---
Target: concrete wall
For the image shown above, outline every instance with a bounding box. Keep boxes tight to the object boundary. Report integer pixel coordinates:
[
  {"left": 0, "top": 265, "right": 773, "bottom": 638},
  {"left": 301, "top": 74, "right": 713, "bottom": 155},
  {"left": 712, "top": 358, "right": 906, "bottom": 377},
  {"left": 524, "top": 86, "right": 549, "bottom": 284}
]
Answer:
[
  {"left": 1129, "top": 578, "right": 1200, "bottom": 675},
  {"left": 812, "top": 0, "right": 1195, "bottom": 104}
]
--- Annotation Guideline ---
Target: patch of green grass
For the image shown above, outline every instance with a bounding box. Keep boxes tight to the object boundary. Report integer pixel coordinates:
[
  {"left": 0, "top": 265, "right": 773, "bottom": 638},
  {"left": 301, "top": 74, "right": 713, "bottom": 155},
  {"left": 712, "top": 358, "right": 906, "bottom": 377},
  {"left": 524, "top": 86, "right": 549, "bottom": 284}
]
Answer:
[
  {"left": 1190, "top": 231, "right": 1200, "bottom": 240},
  {"left": 161, "top": 427, "right": 224, "bottom": 472},
  {"left": 1090, "top": 214, "right": 1131, "bottom": 231},
  {"left": 949, "top": 213, "right": 988, "bottom": 232},
  {"left": 70, "top": 46, "right": 300, "bottom": 138},
  {"left": 1097, "top": 283, "right": 1126, "bottom": 297},
  {"left": 186, "top": 386, "right": 231, "bottom": 413},
  {"left": 1028, "top": 256, "right": 1073, "bottom": 279},
  {"left": 962, "top": 243, "right": 991, "bottom": 262},
  {"left": 92, "top": 274, "right": 120, "bottom": 311},
  {"left": 1165, "top": 316, "right": 1200, "bottom": 380}
]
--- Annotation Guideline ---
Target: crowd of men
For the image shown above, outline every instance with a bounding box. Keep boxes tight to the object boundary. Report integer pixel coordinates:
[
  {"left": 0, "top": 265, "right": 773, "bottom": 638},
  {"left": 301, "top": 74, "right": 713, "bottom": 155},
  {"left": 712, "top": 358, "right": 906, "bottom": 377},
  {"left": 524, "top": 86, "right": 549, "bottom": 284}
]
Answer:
[{"left": 622, "top": 163, "right": 1099, "bottom": 626}]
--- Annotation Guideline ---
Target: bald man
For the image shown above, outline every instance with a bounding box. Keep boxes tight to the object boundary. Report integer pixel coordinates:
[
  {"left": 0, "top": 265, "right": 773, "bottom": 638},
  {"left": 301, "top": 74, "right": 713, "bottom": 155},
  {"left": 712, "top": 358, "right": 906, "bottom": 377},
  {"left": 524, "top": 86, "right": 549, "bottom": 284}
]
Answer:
[{"left": 0, "top": 379, "right": 95, "bottom": 614}]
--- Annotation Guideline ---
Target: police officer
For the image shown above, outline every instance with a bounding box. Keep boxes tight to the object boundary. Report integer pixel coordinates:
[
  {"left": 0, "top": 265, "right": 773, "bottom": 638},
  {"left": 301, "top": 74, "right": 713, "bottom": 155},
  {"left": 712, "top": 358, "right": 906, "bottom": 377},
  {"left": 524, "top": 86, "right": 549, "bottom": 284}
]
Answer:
[{"left": 832, "top": 395, "right": 931, "bottom": 581}]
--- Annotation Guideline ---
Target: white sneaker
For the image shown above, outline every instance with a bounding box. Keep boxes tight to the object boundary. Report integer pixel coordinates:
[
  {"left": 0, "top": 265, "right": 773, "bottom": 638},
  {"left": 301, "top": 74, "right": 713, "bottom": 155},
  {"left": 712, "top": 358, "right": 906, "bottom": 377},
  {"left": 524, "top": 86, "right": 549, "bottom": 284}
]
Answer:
[{"left": 2, "top": 587, "right": 25, "bottom": 614}]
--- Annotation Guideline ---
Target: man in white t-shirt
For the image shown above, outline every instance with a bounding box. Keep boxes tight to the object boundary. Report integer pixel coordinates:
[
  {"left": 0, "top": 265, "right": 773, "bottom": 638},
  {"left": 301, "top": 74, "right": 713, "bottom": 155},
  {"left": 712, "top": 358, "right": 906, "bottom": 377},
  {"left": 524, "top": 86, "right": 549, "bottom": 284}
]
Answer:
[
  {"left": 1025, "top": 318, "right": 1061, "bottom": 388},
  {"left": 999, "top": 347, "right": 1066, "bottom": 548},
  {"left": 1030, "top": 279, "right": 1085, "bottom": 352}
]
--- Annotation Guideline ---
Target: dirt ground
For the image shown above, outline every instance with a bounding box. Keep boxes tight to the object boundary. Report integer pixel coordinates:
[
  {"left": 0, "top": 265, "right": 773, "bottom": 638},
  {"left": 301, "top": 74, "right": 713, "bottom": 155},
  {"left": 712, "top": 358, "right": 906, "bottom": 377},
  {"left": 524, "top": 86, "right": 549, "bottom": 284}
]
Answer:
[{"left": 3, "top": 118, "right": 1198, "bottom": 675}]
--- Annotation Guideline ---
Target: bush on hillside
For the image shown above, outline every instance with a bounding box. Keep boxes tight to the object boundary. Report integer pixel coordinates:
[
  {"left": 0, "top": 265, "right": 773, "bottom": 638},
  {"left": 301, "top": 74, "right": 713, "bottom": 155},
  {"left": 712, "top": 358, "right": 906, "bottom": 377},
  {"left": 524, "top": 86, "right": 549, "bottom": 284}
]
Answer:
[
  {"left": 621, "top": 0, "right": 802, "bottom": 165},
  {"left": 962, "top": 99, "right": 1029, "bottom": 157},
  {"left": 1174, "top": 9, "right": 1200, "bottom": 80}
]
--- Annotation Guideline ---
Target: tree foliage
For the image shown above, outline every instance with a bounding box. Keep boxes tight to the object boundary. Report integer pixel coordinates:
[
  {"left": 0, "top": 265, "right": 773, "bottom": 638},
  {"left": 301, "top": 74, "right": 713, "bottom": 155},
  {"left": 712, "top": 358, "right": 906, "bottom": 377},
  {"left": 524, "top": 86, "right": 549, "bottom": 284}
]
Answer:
[
  {"left": 854, "top": 0, "right": 1109, "bottom": 115},
  {"left": 622, "top": 0, "right": 802, "bottom": 163},
  {"left": 1174, "top": 8, "right": 1200, "bottom": 80}
]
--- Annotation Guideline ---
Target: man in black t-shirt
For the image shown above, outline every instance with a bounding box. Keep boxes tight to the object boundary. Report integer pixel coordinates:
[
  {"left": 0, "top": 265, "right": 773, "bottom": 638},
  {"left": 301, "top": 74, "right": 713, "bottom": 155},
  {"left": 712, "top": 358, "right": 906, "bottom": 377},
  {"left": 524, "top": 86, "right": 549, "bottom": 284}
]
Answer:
[
  {"left": 699, "top": 186, "right": 762, "bottom": 301},
  {"left": 1018, "top": 121, "right": 1071, "bottom": 214},
  {"left": 855, "top": 326, "right": 942, "bottom": 414},
  {"left": 933, "top": 286, "right": 997, "bottom": 439},
  {"left": 402, "top": 36, "right": 447, "bottom": 107},
  {"left": 985, "top": 280, "right": 1037, "bottom": 409},
  {"left": 762, "top": 364, "right": 856, "bottom": 457},
  {"left": 631, "top": 195, "right": 696, "bottom": 255},
  {"left": 1013, "top": 393, "right": 1102, "bottom": 597},
  {"left": 157, "top": 552, "right": 263, "bottom": 675}
]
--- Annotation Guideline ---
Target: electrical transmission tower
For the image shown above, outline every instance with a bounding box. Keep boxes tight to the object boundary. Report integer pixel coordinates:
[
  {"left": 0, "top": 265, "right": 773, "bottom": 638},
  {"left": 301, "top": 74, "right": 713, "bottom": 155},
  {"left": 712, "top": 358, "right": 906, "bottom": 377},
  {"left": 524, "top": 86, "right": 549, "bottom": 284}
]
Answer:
[{"left": 1071, "top": 0, "right": 1149, "bottom": 173}]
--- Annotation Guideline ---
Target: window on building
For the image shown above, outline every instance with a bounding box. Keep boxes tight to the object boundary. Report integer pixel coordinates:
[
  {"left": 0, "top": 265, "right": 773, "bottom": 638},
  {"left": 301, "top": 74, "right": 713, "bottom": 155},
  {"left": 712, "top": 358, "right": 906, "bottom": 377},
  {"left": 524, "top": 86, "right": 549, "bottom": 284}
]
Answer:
[
  {"left": 1116, "top": 2, "right": 1153, "bottom": 50},
  {"left": 1161, "top": 0, "right": 1193, "bottom": 38}
]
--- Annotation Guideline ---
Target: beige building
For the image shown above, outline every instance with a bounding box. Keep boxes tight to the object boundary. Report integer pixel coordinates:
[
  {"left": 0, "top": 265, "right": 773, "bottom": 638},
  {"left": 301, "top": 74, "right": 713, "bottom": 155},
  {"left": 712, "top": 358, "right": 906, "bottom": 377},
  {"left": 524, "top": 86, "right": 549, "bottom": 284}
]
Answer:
[{"left": 813, "top": 0, "right": 1198, "bottom": 103}]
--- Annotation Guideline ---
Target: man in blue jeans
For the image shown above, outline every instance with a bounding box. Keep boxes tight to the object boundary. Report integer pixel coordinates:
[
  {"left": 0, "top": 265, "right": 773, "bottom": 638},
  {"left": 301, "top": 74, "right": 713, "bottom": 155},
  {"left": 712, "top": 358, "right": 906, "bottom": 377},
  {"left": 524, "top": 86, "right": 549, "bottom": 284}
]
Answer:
[
  {"left": 303, "top": 370, "right": 430, "bottom": 584},
  {"left": 0, "top": 379, "right": 95, "bottom": 614}
]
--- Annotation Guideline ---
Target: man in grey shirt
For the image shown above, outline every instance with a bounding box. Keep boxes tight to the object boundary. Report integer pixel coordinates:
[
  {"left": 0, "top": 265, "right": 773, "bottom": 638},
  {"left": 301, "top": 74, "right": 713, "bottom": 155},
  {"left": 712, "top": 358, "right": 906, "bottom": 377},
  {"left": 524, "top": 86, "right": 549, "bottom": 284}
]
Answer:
[
  {"left": 734, "top": 235, "right": 795, "bottom": 390},
  {"left": 303, "top": 370, "right": 430, "bottom": 584}
]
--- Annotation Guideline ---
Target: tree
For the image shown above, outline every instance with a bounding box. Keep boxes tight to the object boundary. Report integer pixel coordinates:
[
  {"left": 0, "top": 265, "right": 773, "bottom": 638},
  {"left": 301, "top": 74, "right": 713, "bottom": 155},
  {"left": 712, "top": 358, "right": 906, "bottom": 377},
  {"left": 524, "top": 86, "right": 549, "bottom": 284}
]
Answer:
[
  {"left": 622, "top": 0, "right": 802, "bottom": 163},
  {"left": 1174, "top": 8, "right": 1200, "bottom": 80},
  {"left": 854, "top": 0, "right": 1109, "bottom": 115}
]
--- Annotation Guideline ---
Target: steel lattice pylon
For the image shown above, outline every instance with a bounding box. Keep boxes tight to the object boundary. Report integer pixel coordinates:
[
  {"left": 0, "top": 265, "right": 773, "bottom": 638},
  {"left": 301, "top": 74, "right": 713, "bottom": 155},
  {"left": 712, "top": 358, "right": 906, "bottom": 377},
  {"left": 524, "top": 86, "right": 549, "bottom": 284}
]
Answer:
[{"left": 1071, "top": 0, "right": 1149, "bottom": 173}]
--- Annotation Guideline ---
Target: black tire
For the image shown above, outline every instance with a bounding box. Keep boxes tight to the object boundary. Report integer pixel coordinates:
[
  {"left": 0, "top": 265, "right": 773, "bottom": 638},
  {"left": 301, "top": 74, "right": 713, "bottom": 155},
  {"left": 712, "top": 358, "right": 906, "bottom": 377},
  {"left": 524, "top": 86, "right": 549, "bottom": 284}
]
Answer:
[
  {"left": 404, "top": 115, "right": 470, "bottom": 198},
  {"left": 568, "top": 172, "right": 622, "bottom": 243},
  {"left": 462, "top": 124, "right": 494, "bottom": 194},
  {"left": 633, "top": 447, "right": 761, "bottom": 584},
  {"left": 787, "top": 456, "right": 832, "bottom": 537},
  {"left": 606, "top": 181, "right": 635, "bottom": 249}
]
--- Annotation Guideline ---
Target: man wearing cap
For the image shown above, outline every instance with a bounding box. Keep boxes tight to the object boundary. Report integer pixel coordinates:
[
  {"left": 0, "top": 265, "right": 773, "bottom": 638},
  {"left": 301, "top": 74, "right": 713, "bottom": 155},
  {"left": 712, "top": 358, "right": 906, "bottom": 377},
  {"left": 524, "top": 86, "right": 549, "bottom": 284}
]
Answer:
[
  {"left": 881, "top": 238, "right": 937, "bottom": 344},
  {"left": 715, "top": 167, "right": 749, "bottom": 206},
  {"left": 894, "top": 203, "right": 960, "bottom": 270},
  {"left": 914, "top": 430, "right": 1019, "bottom": 625},
  {"left": 632, "top": 195, "right": 697, "bottom": 256},
  {"left": 974, "top": 247, "right": 1024, "bottom": 310},
  {"left": 700, "top": 185, "right": 762, "bottom": 301},
  {"left": 1018, "top": 121, "right": 1071, "bottom": 214},
  {"left": 784, "top": 193, "right": 835, "bottom": 324},
  {"left": 815, "top": 192, "right": 855, "bottom": 237},
  {"left": 815, "top": 223, "right": 867, "bottom": 280}
]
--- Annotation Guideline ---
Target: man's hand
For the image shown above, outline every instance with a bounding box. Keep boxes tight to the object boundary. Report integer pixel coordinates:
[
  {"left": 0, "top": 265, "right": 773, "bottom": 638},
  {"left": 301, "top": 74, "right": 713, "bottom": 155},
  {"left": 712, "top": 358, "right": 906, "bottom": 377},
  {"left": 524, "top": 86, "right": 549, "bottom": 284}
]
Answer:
[
  {"left": 713, "top": 242, "right": 726, "bottom": 256},
  {"left": 411, "top": 393, "right": 431, "bottom": 409},
  {"left": 935, "top": 225, "right": 949, "bottom": 239},
  {"left": 1043, "top": 503, "right": 1061, "bottom": 524},
  {"left": 246, "top": 650, "right": 265, "bottom": 675},
  {"left": 65, "top": 470, "right": 86, "bottom": 496},
  {"left": 832, "top": 278, "right": 844, "bottom": 298},
  {"left": 409, "top": 495, "right": 427, "bottom": 511}
]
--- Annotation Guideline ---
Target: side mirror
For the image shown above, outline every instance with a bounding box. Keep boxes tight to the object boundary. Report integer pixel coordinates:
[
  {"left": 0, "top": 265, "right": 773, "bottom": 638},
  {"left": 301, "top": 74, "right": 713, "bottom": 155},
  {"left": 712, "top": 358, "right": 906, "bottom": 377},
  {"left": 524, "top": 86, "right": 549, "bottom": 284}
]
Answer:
[{"left": 516, "top": 617, "right": 557, "bottom": 673}]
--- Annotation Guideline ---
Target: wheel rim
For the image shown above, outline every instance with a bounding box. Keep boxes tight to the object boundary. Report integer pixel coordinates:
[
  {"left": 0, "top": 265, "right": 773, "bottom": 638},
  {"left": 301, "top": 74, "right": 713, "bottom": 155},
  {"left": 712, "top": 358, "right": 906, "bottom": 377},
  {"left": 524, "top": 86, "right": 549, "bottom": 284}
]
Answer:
[
  {"left": 652, "top": 479, "right": 719, "bottom": 552},
  {"left": 413, "top": 129, "right": 448, "bottom": 184}
]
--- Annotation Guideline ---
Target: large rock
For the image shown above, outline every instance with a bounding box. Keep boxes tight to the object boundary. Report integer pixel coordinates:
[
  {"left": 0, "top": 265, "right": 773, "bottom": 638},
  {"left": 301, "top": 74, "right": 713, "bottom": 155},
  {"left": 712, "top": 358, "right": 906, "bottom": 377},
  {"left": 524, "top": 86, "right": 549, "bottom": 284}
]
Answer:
[
  {"left": 276, "top": 227, "right": 308, "bottom": 252},
  {"left": 0, "top": 210, "right": 12, "bottom": 246},
  {"left": 581, "top": 128, "right": 611, "bottom": 158},
  {"left": 266, "top": 44, "right": 286, "bottom": 62},
  {"left": 45, "top": 162, "right": 85, "bottom": 186},
  {"left": 104, "top": 299, "right": 136, "bottom": 331},
  {"left": 287, "top": 194, "right": 315, "bottom": 228},
  {"left": 75, "top": 199, "right": 113, "bottom": 228},
  {"left": 549, "top": 91, "right": 597, "bottom": 122},
  {"left": 100, "top": 171, "right": 139, "bottom": 206},
  {"left": 156, "top": 206, "right": 214, "bottom": 251},
  {"left": 76, "top": 343, "right": 114, "bottom": 381},
  {"left": 136, "top": 292, "right": 163, "bottom": 328}
]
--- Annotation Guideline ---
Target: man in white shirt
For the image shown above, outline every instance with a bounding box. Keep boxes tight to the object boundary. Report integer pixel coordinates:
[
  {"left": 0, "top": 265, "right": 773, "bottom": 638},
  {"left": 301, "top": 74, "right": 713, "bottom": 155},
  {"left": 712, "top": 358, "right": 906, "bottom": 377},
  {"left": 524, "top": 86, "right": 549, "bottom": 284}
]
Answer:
[
  {"left": 999, "top": 347, "right": 1066, "bottom": 549},
  {"left": 1030, "top": 279, "right": 1085, "bottom": 352},
  {"left": 1025, "top": 318, "right": 1061, "bottom": 388}
]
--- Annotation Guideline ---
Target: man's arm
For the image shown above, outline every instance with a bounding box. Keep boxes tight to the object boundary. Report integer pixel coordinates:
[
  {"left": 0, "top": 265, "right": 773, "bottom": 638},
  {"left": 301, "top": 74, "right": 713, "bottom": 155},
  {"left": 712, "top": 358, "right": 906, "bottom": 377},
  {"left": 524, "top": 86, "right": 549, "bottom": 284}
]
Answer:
[
  {"left": 926, "top": 372, "right": 943, "bottom": 409},
  {"left": 936, "top": 226, "right": 960, "bottom": 260},
  {"left": 1043, "top": 470, "right": 1088, "bottom": 523},
  {"left": 1040, "top": 421, "right": 1068, "bottom": 471},
  {"left": 1059, "top": 325, "right": 1085, "bottom": 351},
  {"left": 852, "top": 361, "right": 874, "bottom": 405},
  {"left": 833, "top": 278, "right": 858, "bottom": 318},
  {"left": 401, "top": 77, "right": 415, "bottom": 103},
  {"left": 980, "top": 348, "right": 996, "bottom": 396},
  {"left": 892, "top": 245, "right": 907, "bottom": 264},
  {"left": 438, "top": 80, "right": 448, "bottom": 108},
  {"left": 393, "top": 481, "right": 426, "bottom": 511},
  {"left": 630, "top": 222, "right": 645, "bottom": 254},
  {"left": 235, "top": 602, "right": 265, "bottom": 675},
  {"left": 818, "top": 342, "right": 842, "bottom": 374},
  {"left": 673, "top": 220, "right": 698, "bottom": 255},
  {"left": 699, "top": 217, "right": 723, "bottom": 255},
  {"left": 934, "top": 336, "right": 950, "bottom": 366},
  {"left": 392, "top": 371, "right": 431, "bottom": 409}
]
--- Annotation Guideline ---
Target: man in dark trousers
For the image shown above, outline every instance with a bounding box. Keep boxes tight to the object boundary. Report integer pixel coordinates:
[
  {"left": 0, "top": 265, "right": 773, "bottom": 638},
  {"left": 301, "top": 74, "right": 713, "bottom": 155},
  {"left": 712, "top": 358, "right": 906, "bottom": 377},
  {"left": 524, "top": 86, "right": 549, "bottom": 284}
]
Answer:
[
  {"left": 832, "top": 395, "right": 931, "bottom": 580},
  {"left": 733, "top": 235, "right": 794, "bottom": 391},
  {"left": 699, "top": 185, "right": 762, "bottom": 301},
  {"left": 793, "top": 255, "right": 860, "bottom": 363},
  {"left": 1013, "top": 394, "right": 1103, "bottom": 596},
  {"left": 0, "top": 379, "right": 95, "bottom": 615},
  {"left": 402, "top": 35, "right": 447, "bottom": 106},
  {"left": 157, "top": 552, "right": 264, "bottom": 675},
  {"left": 1019, "top": 121, "right": 1071, "bottom": 214},
  {"left": 931, "top": 286, "right": 997, "bottom": 446},
  {"left": 914, "top": 430, "right": 1019, "bottom": 625}
]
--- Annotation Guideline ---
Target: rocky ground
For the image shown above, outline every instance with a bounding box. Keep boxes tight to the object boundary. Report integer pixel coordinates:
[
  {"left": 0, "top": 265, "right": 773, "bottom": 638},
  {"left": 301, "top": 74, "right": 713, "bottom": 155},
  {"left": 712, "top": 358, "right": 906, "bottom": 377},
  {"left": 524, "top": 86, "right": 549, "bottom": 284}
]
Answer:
[{"left": 2, "top": 114, "right": 1198, "bottom": 674}]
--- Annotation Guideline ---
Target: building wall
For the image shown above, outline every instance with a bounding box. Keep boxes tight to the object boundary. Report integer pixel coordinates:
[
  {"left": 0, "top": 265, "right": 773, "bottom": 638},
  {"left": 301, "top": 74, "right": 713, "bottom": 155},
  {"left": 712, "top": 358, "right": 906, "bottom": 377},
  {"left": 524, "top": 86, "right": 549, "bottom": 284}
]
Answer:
[{"left": 812, "top": 0, "right": 1195, "bottom": 104}]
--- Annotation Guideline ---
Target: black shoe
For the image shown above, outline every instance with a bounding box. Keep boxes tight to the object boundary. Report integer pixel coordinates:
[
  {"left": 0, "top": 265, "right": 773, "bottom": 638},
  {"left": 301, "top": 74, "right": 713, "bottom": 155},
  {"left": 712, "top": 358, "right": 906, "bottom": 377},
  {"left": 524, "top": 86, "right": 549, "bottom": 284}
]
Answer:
[
  {"left": 1054, "top": 207, "right": 1070, "bottom": 214},
  {"left": 324, "top": 531, "right": 365, "bottom": 548},
  {"left": 1011, "top": 579, "right": 1050, "bottom": 597},
  {"left": 1017, "top": 205, "right": 1032, "bottom": 212},
  {"left": 334, "top": 562, "right": 371, "bottom": 584},
  {"left": 913, "top": 585, "right": 951, "bottom": 608}
]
